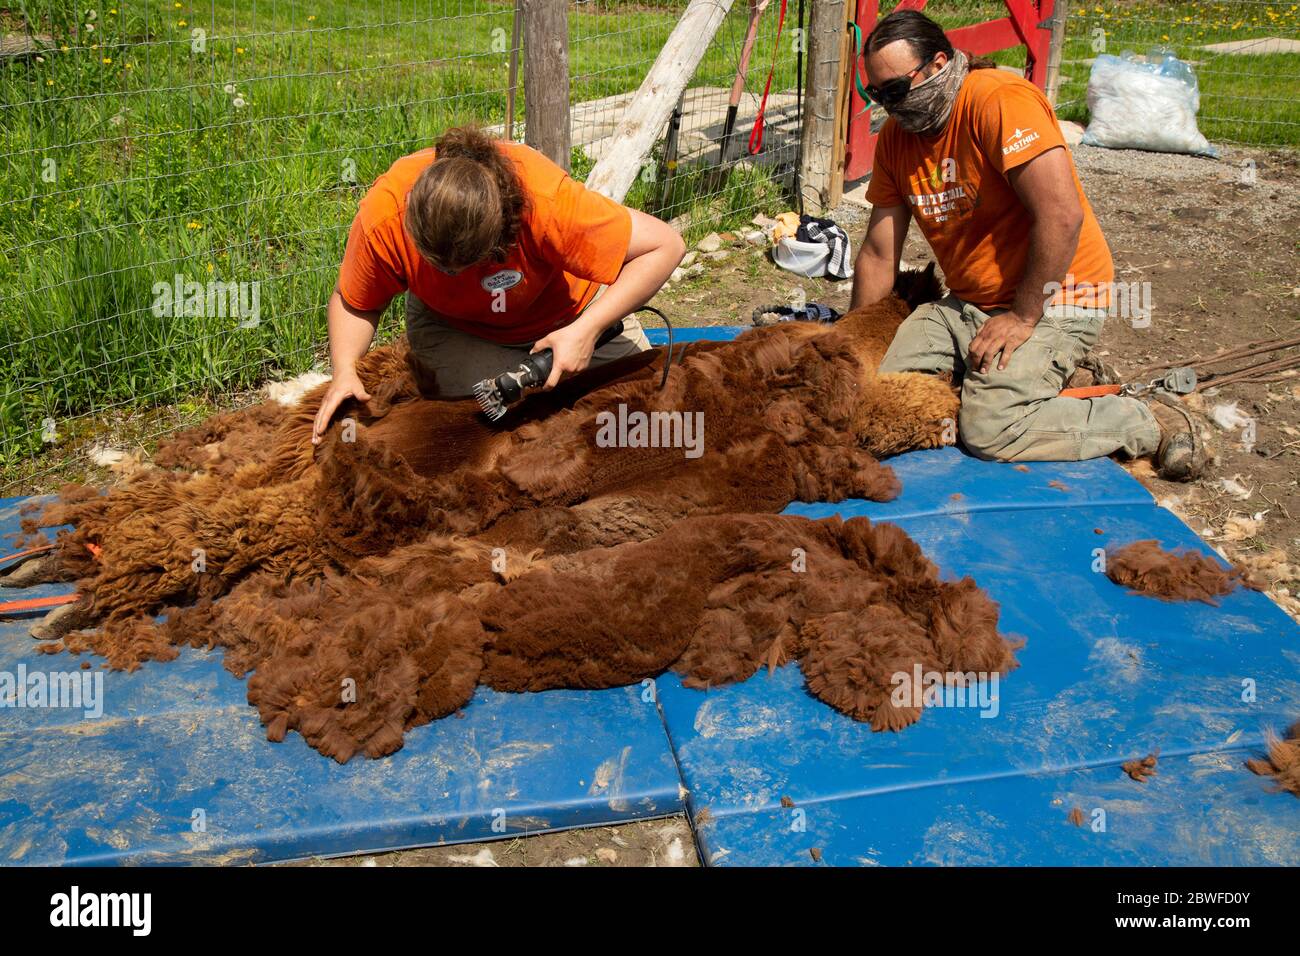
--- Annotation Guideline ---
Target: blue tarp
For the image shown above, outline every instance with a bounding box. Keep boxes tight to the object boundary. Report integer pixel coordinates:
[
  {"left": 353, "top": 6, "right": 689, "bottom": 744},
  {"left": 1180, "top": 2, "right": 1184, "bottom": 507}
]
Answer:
[{"left": 1, "top": 326, "right": 1295, "bottom": 865}]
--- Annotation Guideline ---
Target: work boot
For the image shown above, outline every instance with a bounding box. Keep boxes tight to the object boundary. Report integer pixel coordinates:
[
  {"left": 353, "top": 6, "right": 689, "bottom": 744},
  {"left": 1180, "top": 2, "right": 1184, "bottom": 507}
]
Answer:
[
  {"left": 1144, "top": 392, "right": 1207, "bottom": 482},
  {"left": 1067, "top": 352, "right": 1121, "bottom": 390}
]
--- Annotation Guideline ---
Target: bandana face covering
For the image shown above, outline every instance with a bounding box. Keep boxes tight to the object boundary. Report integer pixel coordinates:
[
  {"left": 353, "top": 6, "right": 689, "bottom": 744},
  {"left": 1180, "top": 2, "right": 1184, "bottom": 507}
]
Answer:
[{"left": 884, "top": 50, "right": 969, "bottom": 136}]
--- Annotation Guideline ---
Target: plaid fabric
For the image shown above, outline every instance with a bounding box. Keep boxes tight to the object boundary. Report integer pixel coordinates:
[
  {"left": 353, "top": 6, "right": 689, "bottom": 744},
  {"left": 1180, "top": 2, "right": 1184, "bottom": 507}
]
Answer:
[{"left": 796, "top": 214, "right": 853, "bottom": 280}]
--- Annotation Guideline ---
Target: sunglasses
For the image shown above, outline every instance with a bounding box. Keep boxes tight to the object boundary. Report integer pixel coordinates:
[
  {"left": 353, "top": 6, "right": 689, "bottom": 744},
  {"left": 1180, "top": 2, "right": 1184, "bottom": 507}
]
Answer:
[{"left": 865, "top": 56, "right": 935, "bottom": 107}]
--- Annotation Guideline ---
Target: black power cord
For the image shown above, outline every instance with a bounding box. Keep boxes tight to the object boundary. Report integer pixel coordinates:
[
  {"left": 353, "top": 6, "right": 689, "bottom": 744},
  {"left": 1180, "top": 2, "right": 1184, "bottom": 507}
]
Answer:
[{"left": 634, "top": 305, "right": 676, "bottom": 390}]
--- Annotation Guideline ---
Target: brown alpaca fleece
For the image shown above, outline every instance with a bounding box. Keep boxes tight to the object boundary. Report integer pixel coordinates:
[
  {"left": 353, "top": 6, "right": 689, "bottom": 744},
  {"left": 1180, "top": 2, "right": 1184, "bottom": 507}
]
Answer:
[
  {"left": 20, "top": 271, "right": 956, "bottom": 636},
  {"left": 150, "top": 400, "right": 290, "bottom": 477},
  {"left": 1106, "top": 540, "right": 1249, "bottom": 605},
  {"left": 1122, "top": 751, "right": 1159, "bottom": 782},
  {"left": 1246, "top": 721, "right": 1300, "bottom": 797},
  {"left": 55, "top": 513, "right": 1017, "bottom": 762}
]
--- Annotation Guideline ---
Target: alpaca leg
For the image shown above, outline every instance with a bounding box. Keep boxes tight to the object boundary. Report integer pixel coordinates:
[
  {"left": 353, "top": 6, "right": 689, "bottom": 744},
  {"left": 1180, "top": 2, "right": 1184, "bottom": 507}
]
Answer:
[{"left": 854, "top": 372, "right": 960, "bottom": 458}]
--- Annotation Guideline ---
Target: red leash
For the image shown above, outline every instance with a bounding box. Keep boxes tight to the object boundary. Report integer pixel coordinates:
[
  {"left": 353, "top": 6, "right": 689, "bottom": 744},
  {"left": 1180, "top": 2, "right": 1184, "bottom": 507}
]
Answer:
[
  {"left": 0, "top": 541, "right": 98, "bottom": 618},
  {"left": 747, "top": 0, "right": 789, "bottom": 155},
  {"left": 0, "top": 542, "right": 55, "bottom": 570},
  {"left": 0, "top": 593, "right": 78, "bottom": 617}
]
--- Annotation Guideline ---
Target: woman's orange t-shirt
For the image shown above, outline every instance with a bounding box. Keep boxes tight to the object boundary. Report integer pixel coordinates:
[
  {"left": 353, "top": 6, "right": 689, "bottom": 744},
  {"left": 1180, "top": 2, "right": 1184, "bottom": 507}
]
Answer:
[
  {"left": 867, "top": 69, "right": 1113, "bottom": 311},
  {"left": 337, "top": 143, "right": 633, "bottom": 344}
]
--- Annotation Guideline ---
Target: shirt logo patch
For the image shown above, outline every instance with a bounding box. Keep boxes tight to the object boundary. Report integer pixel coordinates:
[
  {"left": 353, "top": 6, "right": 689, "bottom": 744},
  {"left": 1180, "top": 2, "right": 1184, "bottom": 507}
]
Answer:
[
  {"left": 1002, "top": 127, "right": 1040, "bottom": 155},
  {"left": 481, "top": 269, "right": 522, "bottom": 293}
]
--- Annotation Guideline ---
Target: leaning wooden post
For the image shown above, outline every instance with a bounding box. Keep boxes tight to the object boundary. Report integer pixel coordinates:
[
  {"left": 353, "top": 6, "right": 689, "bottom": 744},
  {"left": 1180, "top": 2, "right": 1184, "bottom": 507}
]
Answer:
[
  {"left": 585, "top": 0, "right": 737, "bottom": 202},
  {"left": 505, "top": 0, "right": 523, "bottom": 140},
  {"left": 1044, "top": 0, "right": 1070, "bottom": 106},
  {"left": 799, "top": 0, "right": 847, "bottom": 214},
  {"left": 524, "top": 0, "right": 571, "bottom": 171}
]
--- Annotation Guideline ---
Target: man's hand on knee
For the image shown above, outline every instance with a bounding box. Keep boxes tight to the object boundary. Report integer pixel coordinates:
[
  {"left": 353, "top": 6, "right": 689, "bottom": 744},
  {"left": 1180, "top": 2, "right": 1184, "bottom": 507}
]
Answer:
[{"left": 968, "top": 312, "right": 1036, "bottom": 374}]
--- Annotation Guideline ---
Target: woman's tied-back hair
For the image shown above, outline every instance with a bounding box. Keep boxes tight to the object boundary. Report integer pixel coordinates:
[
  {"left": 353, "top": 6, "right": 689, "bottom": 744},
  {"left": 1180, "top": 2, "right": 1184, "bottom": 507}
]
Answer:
[{"left": 404, "top": 126, "right": 528, "bottom": 272}]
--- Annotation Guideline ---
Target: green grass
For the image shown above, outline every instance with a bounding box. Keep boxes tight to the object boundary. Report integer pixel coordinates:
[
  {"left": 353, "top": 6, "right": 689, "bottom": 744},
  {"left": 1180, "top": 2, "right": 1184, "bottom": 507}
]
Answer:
[
  {"left": 0, "top": 0, "right": 798, "bottom": 476},
  {"left": 1052, "top": 1, "right": 1300, "bottom": 145},
  {"left": 4, "top": 0, "right": 1294, "bottom": 481},
  {"left": 926, "top": 1, "right": 1300, "bottom": 145}
]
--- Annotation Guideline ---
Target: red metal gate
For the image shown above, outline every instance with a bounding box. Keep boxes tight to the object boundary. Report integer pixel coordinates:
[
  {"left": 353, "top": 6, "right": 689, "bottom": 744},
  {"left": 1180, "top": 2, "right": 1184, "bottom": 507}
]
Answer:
[{"left": 845, "top": 0, "right": 1057, "bottom": 180}]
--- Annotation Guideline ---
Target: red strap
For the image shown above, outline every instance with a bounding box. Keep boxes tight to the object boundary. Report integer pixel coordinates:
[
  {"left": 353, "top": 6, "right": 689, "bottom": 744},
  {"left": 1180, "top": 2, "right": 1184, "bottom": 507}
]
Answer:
[
  {"left": 748, "top": 0, "right": 789, "bottom": 155},
  {"left": 1059, "top": 384, "right": 1123, "bottom": 399},
  {"left": 0, "top": 593, "right": 78, "bottom": 617},
  {"left": 0, "top": 543, "right": 55, "bottom": 569}
]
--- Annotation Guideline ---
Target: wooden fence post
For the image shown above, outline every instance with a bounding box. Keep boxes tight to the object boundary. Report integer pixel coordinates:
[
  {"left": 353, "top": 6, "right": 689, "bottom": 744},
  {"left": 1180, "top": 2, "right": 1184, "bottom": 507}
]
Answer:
[
  {"left": 799, "top": 0, "right": 847, "bottom": 214},
  {"left": 505, "top": 1, "right": 523, "bottom": 140},
  {"left": 524, "top": 0, "right": 572, "bottom": 171},
  {"left": 1045, "top": 0, "right": 1070, "bottom": 106}
]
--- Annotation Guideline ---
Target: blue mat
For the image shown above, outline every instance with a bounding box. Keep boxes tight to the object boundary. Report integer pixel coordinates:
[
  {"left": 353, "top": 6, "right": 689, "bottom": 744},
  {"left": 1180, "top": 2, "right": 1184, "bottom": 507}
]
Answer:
[
  {"left": 3, "top": 325, "right": 1297, "bottom": 865},
  {"left": 695, "top": 750, "right": 1300, "bottom": 866},
  {"left": 0, "top": 498, "right": 681, "bottom": 865},
  {"left": 658, "top": 504, "right": 1299, "bottom": 813}
]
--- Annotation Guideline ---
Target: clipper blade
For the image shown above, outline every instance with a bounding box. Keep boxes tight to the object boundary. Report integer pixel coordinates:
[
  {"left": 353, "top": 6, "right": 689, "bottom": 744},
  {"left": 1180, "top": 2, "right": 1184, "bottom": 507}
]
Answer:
[{"left": 472, "top": 379, "right": 508, "bottom": 422}]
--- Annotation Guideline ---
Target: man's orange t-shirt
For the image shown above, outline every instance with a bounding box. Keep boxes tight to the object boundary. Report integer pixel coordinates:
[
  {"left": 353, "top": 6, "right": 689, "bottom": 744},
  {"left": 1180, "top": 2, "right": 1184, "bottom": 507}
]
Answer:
[
  {"left": 866, "top": 69, "right": 1113, "bottom": 311},
  {"left": 337, "top": 142, "right": 632, "bottom": 344}
]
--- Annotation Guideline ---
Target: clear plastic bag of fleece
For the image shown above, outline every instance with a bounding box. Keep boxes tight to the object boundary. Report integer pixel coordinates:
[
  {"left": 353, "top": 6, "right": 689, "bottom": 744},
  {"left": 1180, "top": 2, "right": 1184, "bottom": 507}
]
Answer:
[{"left": 1081, "top": 49, "right": 1218, "bottom": 157}]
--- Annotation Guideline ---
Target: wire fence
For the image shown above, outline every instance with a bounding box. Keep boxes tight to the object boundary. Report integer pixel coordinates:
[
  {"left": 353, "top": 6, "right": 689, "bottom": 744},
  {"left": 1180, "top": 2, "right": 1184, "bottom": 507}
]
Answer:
[
  {"left": 0, "top": 0, "right": 805, "bottom": 494},
  {"left": 1055, "top": 0, "right": 1300, "bottom": 145}
]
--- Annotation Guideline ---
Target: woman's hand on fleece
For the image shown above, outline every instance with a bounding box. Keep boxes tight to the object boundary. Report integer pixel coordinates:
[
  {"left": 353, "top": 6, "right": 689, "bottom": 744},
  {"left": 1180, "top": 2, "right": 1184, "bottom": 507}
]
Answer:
[{"left": 312, "top": 371, "right": 372, "bottom": 444}]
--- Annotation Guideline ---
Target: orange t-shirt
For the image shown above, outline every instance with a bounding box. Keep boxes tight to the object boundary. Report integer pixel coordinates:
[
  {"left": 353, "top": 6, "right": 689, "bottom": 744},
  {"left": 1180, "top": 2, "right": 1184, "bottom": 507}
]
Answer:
[
  {"left": 866, "top": 69, "right": 1113, "bottom": 310},
  {"left": 338, "top": 142, "right": 633, "bottom": 343}
]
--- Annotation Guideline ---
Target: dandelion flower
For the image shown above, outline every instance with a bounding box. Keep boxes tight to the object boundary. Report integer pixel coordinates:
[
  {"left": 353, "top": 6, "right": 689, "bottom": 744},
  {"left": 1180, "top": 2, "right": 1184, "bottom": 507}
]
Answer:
[
  {"left": 187, "top": 221, "right": 202, "bottom": 229},
  {"left": 233, "top": 95, "right": 246, "bottom": 108}
]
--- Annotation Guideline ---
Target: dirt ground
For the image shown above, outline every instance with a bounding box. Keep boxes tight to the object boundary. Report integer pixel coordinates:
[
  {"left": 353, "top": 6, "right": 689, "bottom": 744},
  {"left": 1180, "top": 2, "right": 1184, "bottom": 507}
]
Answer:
[
  {"left": 283, "top": 817, "right": 700, "bottom": 867},
  {"left": 13, "top": 140, "right": 1297, "bottom": 869}
]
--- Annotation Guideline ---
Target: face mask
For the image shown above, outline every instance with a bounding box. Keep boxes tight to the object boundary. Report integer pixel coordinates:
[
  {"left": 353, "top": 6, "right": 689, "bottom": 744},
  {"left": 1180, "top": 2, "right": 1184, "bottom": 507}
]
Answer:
[{"left": 884, "top": 50, "right": 969, "bottom": 135}]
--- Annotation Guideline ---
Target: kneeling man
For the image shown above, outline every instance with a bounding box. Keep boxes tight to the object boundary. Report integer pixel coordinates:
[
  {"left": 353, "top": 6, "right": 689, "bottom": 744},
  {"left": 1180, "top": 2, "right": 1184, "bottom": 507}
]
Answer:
[{"left": 852, "top": 10, "right": 1201, "bottom": 480}]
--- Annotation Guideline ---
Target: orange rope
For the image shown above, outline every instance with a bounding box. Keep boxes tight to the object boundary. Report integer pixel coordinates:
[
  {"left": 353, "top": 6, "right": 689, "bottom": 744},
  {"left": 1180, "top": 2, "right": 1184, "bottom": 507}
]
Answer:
[
  {"left": 0, "top": 543, "right": 55, "bottom": 568},
  {"left": 0, "top": 593, "right": 78, "bottom": 616},
  {"left": 1058, "top": 384, "right": 1123, "bottom": 400}
]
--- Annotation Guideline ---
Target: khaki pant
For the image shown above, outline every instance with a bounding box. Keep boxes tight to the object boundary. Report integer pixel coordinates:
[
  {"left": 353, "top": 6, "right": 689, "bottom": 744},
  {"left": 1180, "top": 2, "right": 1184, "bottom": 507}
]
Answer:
[
  {"left": 879, "top": 293, "right": 1161, "bottom": 461},
  {"left": 405, "top": 290, "right": 651, "bottom": 399}
]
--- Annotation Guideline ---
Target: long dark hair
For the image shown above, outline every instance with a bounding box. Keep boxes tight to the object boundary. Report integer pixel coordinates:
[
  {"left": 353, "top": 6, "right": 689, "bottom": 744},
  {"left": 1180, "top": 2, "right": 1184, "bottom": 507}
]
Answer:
[
  {"left": 866, "top": 10, "right": 953, "bottom": 61},
  {"left": 865, "top": 9, "right": 996, "bottom": 71}
]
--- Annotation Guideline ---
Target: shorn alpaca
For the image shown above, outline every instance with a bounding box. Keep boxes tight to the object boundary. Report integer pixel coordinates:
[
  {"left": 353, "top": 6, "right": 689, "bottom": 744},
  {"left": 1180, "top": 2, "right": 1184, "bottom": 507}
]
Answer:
[{"left": 10, "top": 266, "right": 1019, "bottom": 761}]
